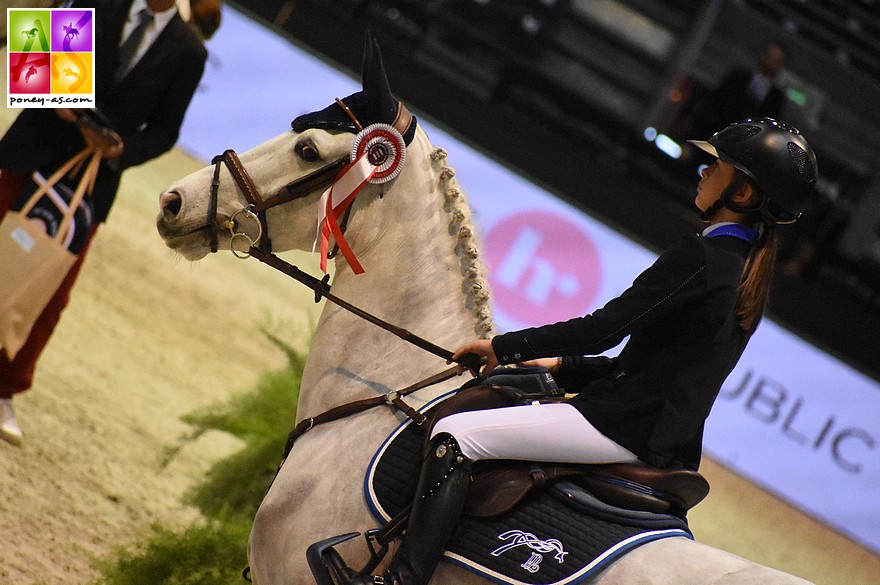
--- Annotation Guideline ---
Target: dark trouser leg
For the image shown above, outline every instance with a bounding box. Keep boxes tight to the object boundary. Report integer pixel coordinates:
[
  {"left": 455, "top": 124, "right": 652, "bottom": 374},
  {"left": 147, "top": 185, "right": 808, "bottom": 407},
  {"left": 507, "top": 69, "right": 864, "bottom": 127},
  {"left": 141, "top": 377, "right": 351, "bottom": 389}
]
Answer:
[{"left": 357, "top": 432, "right": 472, "bottom": 585}]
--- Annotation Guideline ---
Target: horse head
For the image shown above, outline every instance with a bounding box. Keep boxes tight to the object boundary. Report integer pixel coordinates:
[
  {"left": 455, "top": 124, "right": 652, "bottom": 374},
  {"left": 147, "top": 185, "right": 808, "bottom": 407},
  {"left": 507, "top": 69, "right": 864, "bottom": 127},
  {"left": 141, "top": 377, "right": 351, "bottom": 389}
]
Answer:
[{"left": 156, "top": 32, "right": 418, "bottom": 265}]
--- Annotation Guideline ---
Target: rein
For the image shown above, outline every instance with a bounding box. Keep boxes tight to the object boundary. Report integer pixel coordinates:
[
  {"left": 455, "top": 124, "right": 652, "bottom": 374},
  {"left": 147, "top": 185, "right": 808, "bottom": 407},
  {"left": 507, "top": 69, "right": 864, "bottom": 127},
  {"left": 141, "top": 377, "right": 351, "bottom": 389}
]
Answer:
[{"left": 246, "top": 248, "right": 481, "bottom": 372}]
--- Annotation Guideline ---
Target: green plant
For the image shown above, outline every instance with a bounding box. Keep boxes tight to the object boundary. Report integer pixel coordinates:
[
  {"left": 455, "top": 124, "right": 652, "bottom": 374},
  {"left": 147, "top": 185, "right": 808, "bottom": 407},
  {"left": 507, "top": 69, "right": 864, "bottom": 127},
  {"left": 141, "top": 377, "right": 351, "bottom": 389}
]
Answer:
[
  {"left": 95, "top": 523, "right": 251, "bottom": 585},
  {"left": 93, "top": 336, "right": 305, "bottom": 584}
]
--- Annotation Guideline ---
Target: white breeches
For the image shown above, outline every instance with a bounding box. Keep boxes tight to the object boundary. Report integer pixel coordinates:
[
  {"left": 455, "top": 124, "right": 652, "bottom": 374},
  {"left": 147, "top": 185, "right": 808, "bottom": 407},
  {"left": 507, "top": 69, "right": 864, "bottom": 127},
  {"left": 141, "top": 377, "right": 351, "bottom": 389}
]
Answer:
[{"left": 430, "top": 402, "right": 639, "bottom": 463}]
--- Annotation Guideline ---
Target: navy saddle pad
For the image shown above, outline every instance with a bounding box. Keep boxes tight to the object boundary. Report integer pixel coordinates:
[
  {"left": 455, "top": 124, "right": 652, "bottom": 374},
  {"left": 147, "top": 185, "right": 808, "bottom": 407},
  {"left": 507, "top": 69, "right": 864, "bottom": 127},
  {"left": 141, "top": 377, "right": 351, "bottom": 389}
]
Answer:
[{"left": 365, "top": 395, "right": 693, "bottom": 585}]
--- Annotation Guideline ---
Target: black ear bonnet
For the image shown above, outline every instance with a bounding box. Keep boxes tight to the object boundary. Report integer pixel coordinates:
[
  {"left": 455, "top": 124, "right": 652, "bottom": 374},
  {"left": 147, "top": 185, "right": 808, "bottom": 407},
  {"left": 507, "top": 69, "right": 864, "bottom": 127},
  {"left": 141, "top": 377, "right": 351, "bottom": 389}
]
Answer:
[{"left": 292, "top": 32, "right": 417, "bottom": 146}]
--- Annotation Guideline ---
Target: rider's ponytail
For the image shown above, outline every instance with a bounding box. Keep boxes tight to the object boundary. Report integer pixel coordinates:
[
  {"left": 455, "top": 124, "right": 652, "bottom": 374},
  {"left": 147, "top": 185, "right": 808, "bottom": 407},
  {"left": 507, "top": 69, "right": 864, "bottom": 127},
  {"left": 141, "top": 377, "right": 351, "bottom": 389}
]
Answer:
[{"left": 736, "top": 222, "right": 777, "bottom": 334}]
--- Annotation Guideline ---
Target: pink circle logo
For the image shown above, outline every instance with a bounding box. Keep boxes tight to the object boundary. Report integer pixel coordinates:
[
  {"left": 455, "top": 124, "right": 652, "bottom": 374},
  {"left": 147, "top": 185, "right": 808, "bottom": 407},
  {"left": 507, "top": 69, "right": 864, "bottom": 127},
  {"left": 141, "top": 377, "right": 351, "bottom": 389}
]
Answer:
[{"left": 485, "top": 210, "right": 601, "bottom": 326}]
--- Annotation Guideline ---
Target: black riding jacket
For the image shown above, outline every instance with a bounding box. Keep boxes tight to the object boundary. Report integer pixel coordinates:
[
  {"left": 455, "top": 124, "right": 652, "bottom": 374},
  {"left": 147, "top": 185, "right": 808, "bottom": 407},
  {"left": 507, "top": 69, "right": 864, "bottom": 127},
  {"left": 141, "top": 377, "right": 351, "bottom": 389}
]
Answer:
[{"left": 492, "top": 232, "right": 754, "bottom": 470}]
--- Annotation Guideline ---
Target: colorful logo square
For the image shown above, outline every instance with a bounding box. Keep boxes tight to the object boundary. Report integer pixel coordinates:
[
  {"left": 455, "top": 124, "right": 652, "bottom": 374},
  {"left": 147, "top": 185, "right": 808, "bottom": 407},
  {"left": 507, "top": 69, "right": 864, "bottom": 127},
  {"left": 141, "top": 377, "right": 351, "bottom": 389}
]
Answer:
[
  {"left": 51, "top": 9, "right": 94, "bottom": 53},
  {"left": 6, "top": 7, "right": 96, "bottom": 107},
  {"left": 6, "top": 9, "right": 51, "bottom": 52},
  {"left": 8, "top": 52, "right": 51, "bottom": 94},
  {"left": 51, "top": 52, "right": 93, "bottom": 95}
]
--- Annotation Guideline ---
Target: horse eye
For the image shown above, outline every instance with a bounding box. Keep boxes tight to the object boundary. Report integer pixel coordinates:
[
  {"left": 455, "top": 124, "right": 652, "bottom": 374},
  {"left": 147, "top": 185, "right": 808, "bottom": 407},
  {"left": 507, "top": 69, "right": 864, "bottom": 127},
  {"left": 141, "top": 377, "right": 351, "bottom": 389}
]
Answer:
[{"left": 298, "top": 143, "right": 320, "bottom": 162}]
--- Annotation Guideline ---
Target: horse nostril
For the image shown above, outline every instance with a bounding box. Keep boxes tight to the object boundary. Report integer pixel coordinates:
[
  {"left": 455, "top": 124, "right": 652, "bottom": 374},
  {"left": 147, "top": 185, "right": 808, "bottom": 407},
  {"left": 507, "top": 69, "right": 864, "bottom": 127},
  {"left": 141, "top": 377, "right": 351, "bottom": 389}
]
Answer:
[{"left": 160, "top": 191, "right": 183, "bottom": 218}]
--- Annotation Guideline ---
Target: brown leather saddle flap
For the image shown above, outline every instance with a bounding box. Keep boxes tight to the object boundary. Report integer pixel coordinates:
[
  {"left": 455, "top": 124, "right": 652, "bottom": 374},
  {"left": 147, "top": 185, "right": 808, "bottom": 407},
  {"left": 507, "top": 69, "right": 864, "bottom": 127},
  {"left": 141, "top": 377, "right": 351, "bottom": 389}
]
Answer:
[
  {"left": 587, "top": 462, "right": 710, "bottom": 510},
  {"left": 465, "top": 460, "right": 709, "bottom": 518},
  {"left": 428, "top": 384, "right": 710, "bottom": 518}
]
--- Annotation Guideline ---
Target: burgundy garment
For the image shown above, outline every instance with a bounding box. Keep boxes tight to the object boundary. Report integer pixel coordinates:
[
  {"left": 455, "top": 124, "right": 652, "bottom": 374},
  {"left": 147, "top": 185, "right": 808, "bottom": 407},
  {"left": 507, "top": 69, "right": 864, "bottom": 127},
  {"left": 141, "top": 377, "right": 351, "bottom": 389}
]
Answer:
[{"left": 0, "top": 169, "right": 98, "bottom": 398}]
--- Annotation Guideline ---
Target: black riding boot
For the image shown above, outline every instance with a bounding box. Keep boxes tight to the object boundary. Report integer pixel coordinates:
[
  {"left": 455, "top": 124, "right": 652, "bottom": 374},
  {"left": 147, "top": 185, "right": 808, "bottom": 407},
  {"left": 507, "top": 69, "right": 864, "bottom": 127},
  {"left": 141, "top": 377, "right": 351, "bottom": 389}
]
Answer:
[{"left": 360, "top": 432, "right": 472, "bottom": 585}]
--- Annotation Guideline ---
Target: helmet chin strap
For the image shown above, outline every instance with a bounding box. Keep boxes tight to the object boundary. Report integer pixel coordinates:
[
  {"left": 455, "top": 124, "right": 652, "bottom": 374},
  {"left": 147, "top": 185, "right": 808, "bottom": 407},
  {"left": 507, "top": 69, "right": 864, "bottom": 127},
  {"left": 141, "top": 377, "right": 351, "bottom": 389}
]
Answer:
[
  {"left": 699, "top": 172, "right": 754, "bottom": 222},
  {"left": 699, "top": 198, "right": 725, "bottom": 222}
]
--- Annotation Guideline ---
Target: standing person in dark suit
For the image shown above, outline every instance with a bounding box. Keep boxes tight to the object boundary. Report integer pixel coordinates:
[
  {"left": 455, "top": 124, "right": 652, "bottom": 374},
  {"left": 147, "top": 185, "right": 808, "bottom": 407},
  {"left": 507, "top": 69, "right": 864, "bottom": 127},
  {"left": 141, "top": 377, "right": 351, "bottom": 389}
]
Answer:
[
  {"left": 324, "top": 119, "right": 817, "bottom": 585},
  {"left": 691, "top": 42, "right": 788, "bottom": 140},
  {"left": 0, "top": 0, "right": 207, "bottom": 446}
]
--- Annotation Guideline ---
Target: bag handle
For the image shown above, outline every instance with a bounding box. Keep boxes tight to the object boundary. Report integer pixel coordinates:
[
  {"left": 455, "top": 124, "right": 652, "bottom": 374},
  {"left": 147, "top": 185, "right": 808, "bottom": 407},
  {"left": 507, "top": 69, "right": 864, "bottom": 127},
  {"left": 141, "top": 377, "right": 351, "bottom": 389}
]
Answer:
[
  {"left": 18, "top": 148, "right": 102, "bottom": 243},
  {"left": 56, "top": 150, "right": 101, "bottom": 242},
  {"left": 18, "top": 148, "right": 91, "bottom": 215}
]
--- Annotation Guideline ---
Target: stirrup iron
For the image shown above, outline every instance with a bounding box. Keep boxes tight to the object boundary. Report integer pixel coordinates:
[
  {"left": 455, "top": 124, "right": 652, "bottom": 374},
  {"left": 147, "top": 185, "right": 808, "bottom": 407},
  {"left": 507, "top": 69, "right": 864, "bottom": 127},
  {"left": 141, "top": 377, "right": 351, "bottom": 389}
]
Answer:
[{"left": 307, "top": 529, "right": 390, "bottom": 585}]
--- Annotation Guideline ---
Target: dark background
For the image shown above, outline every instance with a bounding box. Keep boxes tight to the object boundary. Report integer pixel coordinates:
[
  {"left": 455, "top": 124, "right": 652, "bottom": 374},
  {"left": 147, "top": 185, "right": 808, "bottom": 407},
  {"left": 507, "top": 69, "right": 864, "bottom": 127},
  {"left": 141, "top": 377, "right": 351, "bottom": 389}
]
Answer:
[{"left": 232, "top": 0, "right": 880, "bottom": 382}]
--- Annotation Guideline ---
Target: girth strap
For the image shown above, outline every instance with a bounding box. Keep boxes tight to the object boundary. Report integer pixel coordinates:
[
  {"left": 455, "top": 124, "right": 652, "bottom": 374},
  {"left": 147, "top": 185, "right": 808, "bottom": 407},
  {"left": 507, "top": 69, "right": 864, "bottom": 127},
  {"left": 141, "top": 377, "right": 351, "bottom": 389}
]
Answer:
[{"left": 279, "top": 367, "right": 461, "bottom": 466}]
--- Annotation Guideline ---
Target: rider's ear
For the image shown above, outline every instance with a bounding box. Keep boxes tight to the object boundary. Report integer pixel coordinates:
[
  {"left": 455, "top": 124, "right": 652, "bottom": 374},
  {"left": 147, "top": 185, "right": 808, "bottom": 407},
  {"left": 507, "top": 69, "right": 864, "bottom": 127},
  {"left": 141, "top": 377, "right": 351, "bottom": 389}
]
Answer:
[{"left": 732, "top": 181, "right": 758, "bottom": 207}]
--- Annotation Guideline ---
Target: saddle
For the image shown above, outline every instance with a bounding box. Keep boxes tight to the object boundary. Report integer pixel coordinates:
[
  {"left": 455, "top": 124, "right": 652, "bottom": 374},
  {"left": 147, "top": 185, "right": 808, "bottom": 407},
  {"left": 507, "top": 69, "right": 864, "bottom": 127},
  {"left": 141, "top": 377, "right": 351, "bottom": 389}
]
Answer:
[{"left": 426, "top": 368, "right": 710, "bottom": 518}]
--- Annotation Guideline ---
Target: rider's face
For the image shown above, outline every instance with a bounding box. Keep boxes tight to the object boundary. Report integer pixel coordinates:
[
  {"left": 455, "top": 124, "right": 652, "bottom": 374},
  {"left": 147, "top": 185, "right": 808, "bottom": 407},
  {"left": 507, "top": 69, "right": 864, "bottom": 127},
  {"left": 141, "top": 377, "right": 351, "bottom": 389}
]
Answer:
[{"left": 695, "top": 159, "right": 737, "bottom": 213}]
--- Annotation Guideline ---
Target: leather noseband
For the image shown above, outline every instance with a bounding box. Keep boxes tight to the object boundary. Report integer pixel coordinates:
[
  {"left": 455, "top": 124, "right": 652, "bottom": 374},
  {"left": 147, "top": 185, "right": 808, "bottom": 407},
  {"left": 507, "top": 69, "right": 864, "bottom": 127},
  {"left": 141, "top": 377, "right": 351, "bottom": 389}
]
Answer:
[{"left": 208, "top": 149, "right": 348, "bottom": 254}]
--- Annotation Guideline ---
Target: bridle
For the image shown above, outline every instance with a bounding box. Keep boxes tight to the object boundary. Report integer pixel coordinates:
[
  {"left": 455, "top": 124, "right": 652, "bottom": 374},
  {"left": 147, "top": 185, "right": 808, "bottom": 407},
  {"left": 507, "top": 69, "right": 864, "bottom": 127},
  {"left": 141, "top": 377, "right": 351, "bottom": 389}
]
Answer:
[
  {"left": 208, "top": 98, "right": 414, "bottom": 258},
  {"left": 207, "top": 148, "right": 348, "bottom": 256},
  {"left": 202, "top": 102, "right": 483, "bottom": 374}
]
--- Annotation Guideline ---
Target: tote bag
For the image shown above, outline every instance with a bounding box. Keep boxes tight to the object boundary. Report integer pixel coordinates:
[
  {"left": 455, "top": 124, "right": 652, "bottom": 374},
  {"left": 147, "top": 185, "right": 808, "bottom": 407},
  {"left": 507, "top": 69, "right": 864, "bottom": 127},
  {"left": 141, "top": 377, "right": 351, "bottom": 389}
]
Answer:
[{"left": 0, "top": 148, "right": 101, "bottom": 359}]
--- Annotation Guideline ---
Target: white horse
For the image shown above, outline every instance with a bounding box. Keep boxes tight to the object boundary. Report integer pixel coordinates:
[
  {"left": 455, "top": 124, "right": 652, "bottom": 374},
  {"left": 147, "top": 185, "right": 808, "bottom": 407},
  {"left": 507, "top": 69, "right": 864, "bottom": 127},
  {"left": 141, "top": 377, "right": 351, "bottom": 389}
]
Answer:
[{"left": 156, "top": 39, "right": 812, "bottom": 585}]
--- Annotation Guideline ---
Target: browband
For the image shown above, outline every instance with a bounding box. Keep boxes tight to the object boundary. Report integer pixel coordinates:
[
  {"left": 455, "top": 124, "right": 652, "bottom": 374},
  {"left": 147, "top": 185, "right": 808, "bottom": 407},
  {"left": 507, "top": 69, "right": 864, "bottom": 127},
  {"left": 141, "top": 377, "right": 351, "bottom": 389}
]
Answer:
[{"left": 333, "top": 96, "right": 415, "bottom": 143}]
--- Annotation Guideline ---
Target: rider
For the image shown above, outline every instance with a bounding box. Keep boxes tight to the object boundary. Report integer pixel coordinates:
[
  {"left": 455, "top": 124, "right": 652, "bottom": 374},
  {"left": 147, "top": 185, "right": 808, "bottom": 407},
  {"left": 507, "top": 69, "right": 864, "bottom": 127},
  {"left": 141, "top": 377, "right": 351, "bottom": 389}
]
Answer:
[{"left": 340, "top": 118, "right": 817, "bottom": 585}]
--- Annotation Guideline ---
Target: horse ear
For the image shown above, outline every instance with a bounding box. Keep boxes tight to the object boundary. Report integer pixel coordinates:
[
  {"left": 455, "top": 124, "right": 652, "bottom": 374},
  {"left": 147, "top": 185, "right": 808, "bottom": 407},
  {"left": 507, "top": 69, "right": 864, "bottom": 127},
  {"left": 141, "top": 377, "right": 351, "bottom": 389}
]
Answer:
[
  {"left": 293, "top": 31, "right": 417, "bottom": 142},
  {"left": 361, "top": 30, "right": 374, "bottom": 88},
  {"left": 361, "top": 31, "right": 398, "bottom": 126}
]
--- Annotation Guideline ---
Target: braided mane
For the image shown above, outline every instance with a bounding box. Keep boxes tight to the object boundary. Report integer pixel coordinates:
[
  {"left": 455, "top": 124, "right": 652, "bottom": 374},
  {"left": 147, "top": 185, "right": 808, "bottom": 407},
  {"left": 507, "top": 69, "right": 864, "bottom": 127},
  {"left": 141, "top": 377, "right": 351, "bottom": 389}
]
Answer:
[{"left": 430, "top": 147, "right": 494, "bottom": 339}]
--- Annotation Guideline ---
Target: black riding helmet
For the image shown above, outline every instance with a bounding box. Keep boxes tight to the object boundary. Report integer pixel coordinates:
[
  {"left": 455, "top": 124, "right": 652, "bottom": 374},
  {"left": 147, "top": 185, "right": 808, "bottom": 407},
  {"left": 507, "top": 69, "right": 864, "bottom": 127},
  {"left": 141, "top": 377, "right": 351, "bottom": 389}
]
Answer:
[{"left": 690, "top": 118, "right": 818, "bottom": 224}]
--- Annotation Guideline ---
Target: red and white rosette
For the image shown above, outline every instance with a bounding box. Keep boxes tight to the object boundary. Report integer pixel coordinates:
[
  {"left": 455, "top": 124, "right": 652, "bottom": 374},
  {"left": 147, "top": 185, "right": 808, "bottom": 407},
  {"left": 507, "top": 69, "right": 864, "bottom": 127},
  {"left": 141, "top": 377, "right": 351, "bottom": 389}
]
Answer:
[
  {"left": 314, "top": 123, "right": 407, "bottom": 274},
  {"left": 350, "top": 123, "right": 407, "bottom": 184}
]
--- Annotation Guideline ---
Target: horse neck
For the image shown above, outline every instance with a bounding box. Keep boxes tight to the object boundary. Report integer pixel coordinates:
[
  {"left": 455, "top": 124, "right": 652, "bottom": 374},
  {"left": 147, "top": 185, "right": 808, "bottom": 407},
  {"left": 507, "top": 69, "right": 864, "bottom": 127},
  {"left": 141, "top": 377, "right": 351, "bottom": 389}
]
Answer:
[{"left": 296, "top": 138, "right": 493, "bottom": 417}]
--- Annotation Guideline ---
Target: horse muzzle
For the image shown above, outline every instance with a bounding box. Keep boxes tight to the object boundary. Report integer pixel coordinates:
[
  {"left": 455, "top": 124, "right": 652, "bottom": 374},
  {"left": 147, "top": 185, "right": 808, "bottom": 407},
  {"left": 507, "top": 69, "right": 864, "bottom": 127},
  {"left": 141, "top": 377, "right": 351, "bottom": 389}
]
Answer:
[{"left": 156, "top": 190, "right": 215, "bottom": 259}]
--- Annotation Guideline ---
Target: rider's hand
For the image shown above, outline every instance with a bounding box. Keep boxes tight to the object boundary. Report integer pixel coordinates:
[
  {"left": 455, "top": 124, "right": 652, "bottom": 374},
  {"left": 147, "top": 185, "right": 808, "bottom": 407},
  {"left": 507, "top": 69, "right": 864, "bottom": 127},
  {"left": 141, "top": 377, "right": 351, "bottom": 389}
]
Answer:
[{"left": 450, "top": 338, "right": 498, "bottom": 378}]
